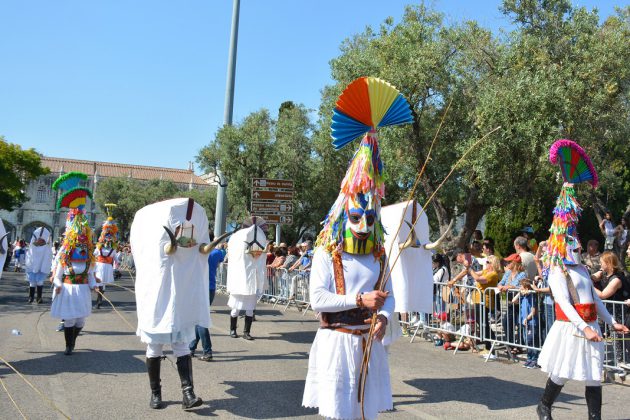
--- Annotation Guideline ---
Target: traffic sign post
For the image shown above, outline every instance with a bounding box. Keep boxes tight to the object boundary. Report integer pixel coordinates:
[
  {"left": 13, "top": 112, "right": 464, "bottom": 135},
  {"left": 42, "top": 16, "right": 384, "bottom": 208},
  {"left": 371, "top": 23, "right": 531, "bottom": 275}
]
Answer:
[{"left": 251, "top": 178, "right": 294, "bottom": 226}]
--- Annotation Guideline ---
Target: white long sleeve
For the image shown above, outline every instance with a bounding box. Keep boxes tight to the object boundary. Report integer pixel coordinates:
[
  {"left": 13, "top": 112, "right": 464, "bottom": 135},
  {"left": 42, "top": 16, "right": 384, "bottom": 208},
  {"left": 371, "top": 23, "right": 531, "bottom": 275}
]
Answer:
[
  {"left": 309, "top": 249, "right": 394, "bottom": 319},
  {"left": 592, "top": 286, "right": 614, "bottom": 325}
]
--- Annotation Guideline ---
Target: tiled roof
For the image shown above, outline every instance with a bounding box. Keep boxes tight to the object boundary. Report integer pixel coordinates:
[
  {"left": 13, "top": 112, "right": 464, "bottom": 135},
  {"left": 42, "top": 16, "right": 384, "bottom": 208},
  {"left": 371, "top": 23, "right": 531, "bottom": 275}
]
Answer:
[{"left": 41, "top": 156, "right": 214, "bottom": 186}]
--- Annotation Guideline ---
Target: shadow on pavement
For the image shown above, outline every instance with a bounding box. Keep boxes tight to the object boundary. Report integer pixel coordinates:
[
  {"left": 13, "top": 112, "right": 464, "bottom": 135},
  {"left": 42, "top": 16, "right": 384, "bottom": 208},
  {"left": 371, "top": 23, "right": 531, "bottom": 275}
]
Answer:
[
  {"left": 401, "top": 377, "right": 582, "bottom": 410},
  {"left": 192, "top": 379, "right": 317, "bottom": 418},
  {"left": 212, "top": 351, "right": 309, "bottom": 363},
  {"left": 1, "top": 349, "right": 146, "bottom": 376},
  {"left": 266, "top": 331, "right": 317, "bottom": 345}
]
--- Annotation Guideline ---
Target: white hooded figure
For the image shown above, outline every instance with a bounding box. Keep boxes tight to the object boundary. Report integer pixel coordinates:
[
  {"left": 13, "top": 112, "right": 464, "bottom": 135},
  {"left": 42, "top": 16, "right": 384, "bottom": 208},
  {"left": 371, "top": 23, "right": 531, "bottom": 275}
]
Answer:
[
  {"left": 226, "top": 216, "right": 268, "bottom": 340},
  {"left": 131, "top": 197, "right": 218, "bottom": 411},
  {"left": 25, "top": 227, "right": 53, "bottom": 303},
  {"left": 0, "top": 220, "right": 8, "bottom": 280},
  {"left": 380, "top": 201, "right": 450, "bottom": 345}
]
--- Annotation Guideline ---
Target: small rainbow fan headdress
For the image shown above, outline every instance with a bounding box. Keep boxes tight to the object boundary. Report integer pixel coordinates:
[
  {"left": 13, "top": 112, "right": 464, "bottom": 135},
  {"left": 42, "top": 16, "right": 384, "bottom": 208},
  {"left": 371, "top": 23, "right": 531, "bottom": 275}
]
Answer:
[
  {"left": 543, "top": 139, "right": 598, "bottom": 271},
  {"left": 316, "top": 77, "right": 413, "bottom": 256},
  {"left": 98, "top": 203, "right": 119, "bottom": 248},
  {"left": 52, "top": 171, "right": 95, "bottom": 267}
]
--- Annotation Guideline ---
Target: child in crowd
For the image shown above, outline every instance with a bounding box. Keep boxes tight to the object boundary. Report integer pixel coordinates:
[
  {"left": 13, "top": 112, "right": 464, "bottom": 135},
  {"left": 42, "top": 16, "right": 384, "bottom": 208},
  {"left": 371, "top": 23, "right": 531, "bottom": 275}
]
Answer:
[{"left": 512, "top": 278, "right": 540, "bottom": 368}]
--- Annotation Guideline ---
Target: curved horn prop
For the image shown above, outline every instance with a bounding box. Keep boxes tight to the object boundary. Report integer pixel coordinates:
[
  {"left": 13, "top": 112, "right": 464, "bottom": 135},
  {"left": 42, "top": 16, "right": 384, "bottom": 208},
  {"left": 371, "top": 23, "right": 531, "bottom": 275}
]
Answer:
[
  {"left": 399, "top": 221, "right": 420, "bottom": 250},
  {"left": 163, "top": 226, "right": 178, "bottom": 255},
  {"left": 0, "top": 233, "right": 8, "bottom": 255},
  {"left": 199, "top": 230, "right": 236, "bottom": 254},
  {"left": 424, "top": 219, "right": 454, "bottom": 250}
]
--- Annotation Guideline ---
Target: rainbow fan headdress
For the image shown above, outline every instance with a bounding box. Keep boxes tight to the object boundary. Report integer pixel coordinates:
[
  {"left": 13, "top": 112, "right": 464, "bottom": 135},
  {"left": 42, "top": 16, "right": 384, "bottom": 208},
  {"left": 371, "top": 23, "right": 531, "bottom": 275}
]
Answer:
[
  {"left": 317, "top": 77, "right": 413, "bottom": 255},
  {"left": 52, "top": 172, "right": 95, "bottom": 267},
  {"left": 543, "top": 140, "right": 598, "bottom": 270}
]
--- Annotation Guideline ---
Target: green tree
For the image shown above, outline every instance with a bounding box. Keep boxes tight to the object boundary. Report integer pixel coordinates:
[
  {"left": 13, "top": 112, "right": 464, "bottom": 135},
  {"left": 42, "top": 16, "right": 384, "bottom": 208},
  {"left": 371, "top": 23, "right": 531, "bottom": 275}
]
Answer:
[{"left": 0, "top": 137, "right": 49, "bottom": 211}]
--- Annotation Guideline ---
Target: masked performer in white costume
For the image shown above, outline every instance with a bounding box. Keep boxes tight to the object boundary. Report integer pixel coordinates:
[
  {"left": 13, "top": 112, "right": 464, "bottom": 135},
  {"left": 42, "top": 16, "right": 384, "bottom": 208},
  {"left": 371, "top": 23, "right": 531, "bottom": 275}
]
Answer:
[
  {"left": 303, "top": 77, "right": 415, "bottom": 420},
  {"left": 50, "top": 172, "right": 98, "bottom": 355},
  {"left": 25, "top": 227, "right": 53, "bottom": 304},
  {"left": 93, "top": 210, "right": 119, "bottom": 309},
  {"left": 226, "top": 216, "right": 268, "bottom": 340},
  {"left": 131, "top": 198, "right": 228, "bottom": 410},
  {"left": 536, "top": 140, "right": 629, "bottom": 420}
]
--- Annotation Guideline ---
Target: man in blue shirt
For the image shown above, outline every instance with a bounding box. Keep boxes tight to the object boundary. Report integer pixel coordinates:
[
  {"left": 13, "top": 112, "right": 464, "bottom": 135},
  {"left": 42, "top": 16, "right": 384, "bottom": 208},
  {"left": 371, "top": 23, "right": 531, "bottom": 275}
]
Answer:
[{"left": 189, "top": 238, "right": 225, "bottom": 361}]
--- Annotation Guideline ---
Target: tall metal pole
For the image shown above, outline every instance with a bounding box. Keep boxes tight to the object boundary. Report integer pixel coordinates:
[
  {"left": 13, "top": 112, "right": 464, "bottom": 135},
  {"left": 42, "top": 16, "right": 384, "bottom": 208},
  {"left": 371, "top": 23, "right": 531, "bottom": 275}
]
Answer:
[{"left": 214, "top": 0, "right": 240, "bottom": 238}]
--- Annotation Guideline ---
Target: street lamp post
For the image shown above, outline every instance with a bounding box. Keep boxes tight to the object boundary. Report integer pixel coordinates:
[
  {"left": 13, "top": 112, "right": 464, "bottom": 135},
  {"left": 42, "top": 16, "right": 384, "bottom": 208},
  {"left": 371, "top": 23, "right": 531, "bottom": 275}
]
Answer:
[{"left": 214, "top": 0, "right": 240, "bottom": 235}]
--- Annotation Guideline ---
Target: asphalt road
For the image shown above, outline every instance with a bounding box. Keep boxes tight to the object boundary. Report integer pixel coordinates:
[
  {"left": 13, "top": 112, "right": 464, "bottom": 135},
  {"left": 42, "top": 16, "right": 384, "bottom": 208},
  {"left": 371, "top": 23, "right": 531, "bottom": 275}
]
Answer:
[{"left": 0, "top": 270, "right": 628, "bottom": 420}]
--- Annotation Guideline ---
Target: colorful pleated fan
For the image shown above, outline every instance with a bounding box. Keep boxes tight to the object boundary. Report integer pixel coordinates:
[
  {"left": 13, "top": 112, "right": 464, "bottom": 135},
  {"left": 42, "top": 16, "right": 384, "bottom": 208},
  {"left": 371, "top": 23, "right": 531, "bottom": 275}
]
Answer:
[
  {"left": 331, "top": 77, "right": 413, "bottom": 150},
  {"left": 549, "top": 139, "right": 598, "bottom": 188},
  {"left": 52, "top": 171, "right": 93, "bottom": 210}
]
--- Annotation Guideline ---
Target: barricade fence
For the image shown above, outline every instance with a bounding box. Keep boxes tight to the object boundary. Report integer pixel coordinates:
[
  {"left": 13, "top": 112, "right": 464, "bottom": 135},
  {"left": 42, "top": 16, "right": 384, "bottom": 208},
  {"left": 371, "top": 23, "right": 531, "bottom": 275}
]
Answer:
[
  {"left": 215, "top": 263, "right": 311, "bottom": 315},
  {"left": 214, "top": 266, "right": 629, "bottom": 374},
  {"left": 402, "top": 282, "right": 629, "bottom": 374}
]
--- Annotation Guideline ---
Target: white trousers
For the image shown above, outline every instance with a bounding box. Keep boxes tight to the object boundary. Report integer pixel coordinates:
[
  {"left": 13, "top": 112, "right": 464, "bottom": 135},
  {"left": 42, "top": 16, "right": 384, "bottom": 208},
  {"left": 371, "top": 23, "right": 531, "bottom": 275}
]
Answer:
[
  {"left": 549, "top": 374, "right": 600, "bottom": 387},
  {"left": 146, "top": 342, "right": 189, "bottom": 358},
  {"left": 230, "top": 308, "right": 254, "bottom": 317},
  {"left": 64, "top": 317, "right": 86, "bottom": 328}
]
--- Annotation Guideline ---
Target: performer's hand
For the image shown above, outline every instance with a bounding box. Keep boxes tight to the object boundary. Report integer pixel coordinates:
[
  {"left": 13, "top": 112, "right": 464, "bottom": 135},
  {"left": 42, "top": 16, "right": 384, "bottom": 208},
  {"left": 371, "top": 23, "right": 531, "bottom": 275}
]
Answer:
[
  {"left": 361, "top": 291, "right": 388, "bottom": 310},
  {"left": 371, "top": 315, "right": 388, "bottom": 341},
  {"left": 583, "top": 326, "right": 603, "bottom": 342},
  {"left": 54, "top": 286, "right": 61, "bottom": 295},
  {"left": 612, "top": 323, "right": 630, "bottom": 334}
]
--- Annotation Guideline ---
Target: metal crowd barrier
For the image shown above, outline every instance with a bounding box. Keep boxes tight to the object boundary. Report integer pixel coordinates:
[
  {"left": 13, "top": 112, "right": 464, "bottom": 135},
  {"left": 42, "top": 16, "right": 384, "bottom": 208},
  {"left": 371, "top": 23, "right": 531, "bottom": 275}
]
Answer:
[
  {"left": 215, "top": 263, "right": 311, "bottom": 315},
  {"left": 405, "top": 282, "right": 629, "bottom": 375}
]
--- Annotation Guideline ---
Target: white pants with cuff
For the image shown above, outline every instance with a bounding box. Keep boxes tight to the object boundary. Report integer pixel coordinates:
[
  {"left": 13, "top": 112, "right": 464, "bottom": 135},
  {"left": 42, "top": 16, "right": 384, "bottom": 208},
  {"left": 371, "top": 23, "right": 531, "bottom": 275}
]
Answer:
[{"left": 146, "top": 342, "right": 190, "bottom": 358}]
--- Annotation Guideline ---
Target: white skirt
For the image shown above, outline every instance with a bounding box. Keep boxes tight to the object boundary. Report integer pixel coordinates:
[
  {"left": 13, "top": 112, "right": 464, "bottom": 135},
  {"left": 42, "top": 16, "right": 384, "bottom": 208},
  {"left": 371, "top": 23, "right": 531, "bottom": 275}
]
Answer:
[
  {"left": 94, "top": 262, "right": 115, "bottom": 284},
  {"left": 228, "top": 294, "right": 257, "bottom": 311},
  {"left": 538, "top": 320, "right": 604, "bottom": 382},
  {"left": 50, "top": 283, "right": 92, "bottom": 320},
  {"left": 303, "top": 328, "right": 393, "bottom": 420}
]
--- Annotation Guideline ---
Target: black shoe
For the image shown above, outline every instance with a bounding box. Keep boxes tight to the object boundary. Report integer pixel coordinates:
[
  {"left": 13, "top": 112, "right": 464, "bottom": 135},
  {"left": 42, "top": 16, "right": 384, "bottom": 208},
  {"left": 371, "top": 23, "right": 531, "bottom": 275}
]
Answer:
[
  {"left": 36, "top": 286, "right": 43, "bottom": 304},
  {"left": 63, "top": 327, "right": 74, "bottom": 355},
  {"left": 243, "top": 316, "right": 254, "bottom": 340},
  {"left": 537, "top": 378, "right": 563, "bottom": 420},
  {"left": 176, "top": 355, "right": 202, "bottom": 410},
  {"left": 198, "top": 353, "right": 213, "bottom": 361},
  {"left": 230, "top": 316, "right": 238, "bottom": 338},
  {"left": 71, "top": 327, "right": 82, "bottom": 352},
  {"left": 146, "top": 357, "right": 164, "bottom": 409},
  {"left": 585, "top": 386, "right": 602, "bottom": 420},
  {"left": 28, "top": 287, "right": 35, "bottom": 303}
]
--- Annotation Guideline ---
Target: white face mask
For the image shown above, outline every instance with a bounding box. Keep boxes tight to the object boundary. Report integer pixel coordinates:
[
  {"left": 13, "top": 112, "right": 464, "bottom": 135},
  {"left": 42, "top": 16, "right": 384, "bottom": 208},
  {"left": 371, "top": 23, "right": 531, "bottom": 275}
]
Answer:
[{"left": 563, "top": 235, "right": 581, "bottom": 266}]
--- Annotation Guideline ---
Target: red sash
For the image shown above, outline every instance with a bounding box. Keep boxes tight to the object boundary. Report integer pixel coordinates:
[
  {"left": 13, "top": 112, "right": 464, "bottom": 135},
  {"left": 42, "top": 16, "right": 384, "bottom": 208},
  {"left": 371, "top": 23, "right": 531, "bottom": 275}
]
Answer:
[{"left": 555, "top": 303, "right": 597, "bottom": 323}]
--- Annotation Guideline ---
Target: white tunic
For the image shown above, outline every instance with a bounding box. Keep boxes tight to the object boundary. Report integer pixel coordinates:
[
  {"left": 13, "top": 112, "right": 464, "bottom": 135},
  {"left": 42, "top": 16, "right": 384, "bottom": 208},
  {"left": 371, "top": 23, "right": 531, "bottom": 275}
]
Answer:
[
  {"left": 93, "top": 247, "right": 119, "bottom": 284},
  {"left": 131, "top": 198, "right": 211, "bottom": 345},
  {"left": 50, "top": 261, "right": 96, "bottom": 320},
  {"left": 538, "top": 265, "right": 615, "bottom": 382},
  {"left": 303, "top": 249, "right": 394, "bottom": 420},
  {"left": 25, "top": 228, "right": 53, "bottom": 276},
  {"left": 226, "top": 225, "right": 267, "bottom": 310}
]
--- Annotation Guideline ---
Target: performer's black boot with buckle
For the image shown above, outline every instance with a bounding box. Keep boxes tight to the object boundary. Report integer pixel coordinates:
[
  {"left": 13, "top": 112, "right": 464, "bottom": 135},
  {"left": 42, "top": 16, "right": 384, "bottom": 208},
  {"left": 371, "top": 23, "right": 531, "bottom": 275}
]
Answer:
[
  {"left": 243, "top": 316, "right": 254, "bottom": 340},
  {"left": 176, "top": 355, "right": 202, "bottom": 410},
  {"left": 585, "top": 386, "right": 602, "bottom": 420},
  {"left": 230, "top": 316, "right": 238, "bottom": 338},
  {"left": 63, "top": 327, "right": 74, "bottom": 355},
  {"left": 537, "top": 378, "right": 563, "bottom": 420},
  {"left": 146, "top": 357, "right": 164, "bottom": 409},
  {"left": 36, "top": 286, "right": 43, "bottom": 304},
  {"left": 28, "top": 287, "right": 35, "bottom": 303}
]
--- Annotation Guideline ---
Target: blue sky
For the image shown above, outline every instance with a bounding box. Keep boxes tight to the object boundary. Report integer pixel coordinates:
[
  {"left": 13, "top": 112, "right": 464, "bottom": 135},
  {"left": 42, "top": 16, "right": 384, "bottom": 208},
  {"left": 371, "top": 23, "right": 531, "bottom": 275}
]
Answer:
[{"left": 0, "top": 1, "right": 620, "bottom": 172}]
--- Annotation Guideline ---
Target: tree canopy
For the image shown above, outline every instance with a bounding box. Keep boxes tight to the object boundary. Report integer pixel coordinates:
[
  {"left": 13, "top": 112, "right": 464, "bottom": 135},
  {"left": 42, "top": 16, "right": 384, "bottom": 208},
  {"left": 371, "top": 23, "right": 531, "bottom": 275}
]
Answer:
[{"left": 0, "top": 137, "right": 50, "bottom": 211}]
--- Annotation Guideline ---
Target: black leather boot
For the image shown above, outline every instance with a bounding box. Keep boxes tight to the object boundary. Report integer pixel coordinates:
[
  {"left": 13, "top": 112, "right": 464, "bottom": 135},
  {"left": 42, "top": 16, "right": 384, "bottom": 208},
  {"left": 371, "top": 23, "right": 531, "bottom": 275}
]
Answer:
[
  {"left": 146, "top": 357, "right": 164, "bottom": 409},
  {"left": 63, "top": 327, "right": 74, "bottom": 355},
  {"left": 243, "top": 316, "right": 254, "bottom": 340},
  {"left": 230, "top": 316, "right": 238, "bottom": 338},
  {"left": 585, "top": 386, "right": 602, "bottom": 420},
  {"left": 176, "top": 355, "right": 202, "bottom": 409},
  {"left": 71, "top": 327, "right": 82, "bottom": 352},
  {"left": 28, "top": 287, "right": 35, "bottom": 303},
  {"left": 95, "top": 289, "right": 103, "bottom": 309},
  {"left": 537, "top": 378, "right": 563, "bottom": 420},
  {"left": 36, "top": 286, "right": 44, "bottom": 303}
]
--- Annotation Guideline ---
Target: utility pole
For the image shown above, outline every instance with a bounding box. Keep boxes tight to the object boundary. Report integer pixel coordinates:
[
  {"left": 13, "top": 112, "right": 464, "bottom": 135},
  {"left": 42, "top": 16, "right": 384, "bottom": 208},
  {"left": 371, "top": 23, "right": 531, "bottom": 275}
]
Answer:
[{"left": 214, "top": 0, "right": 240, "bottom": 238}]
